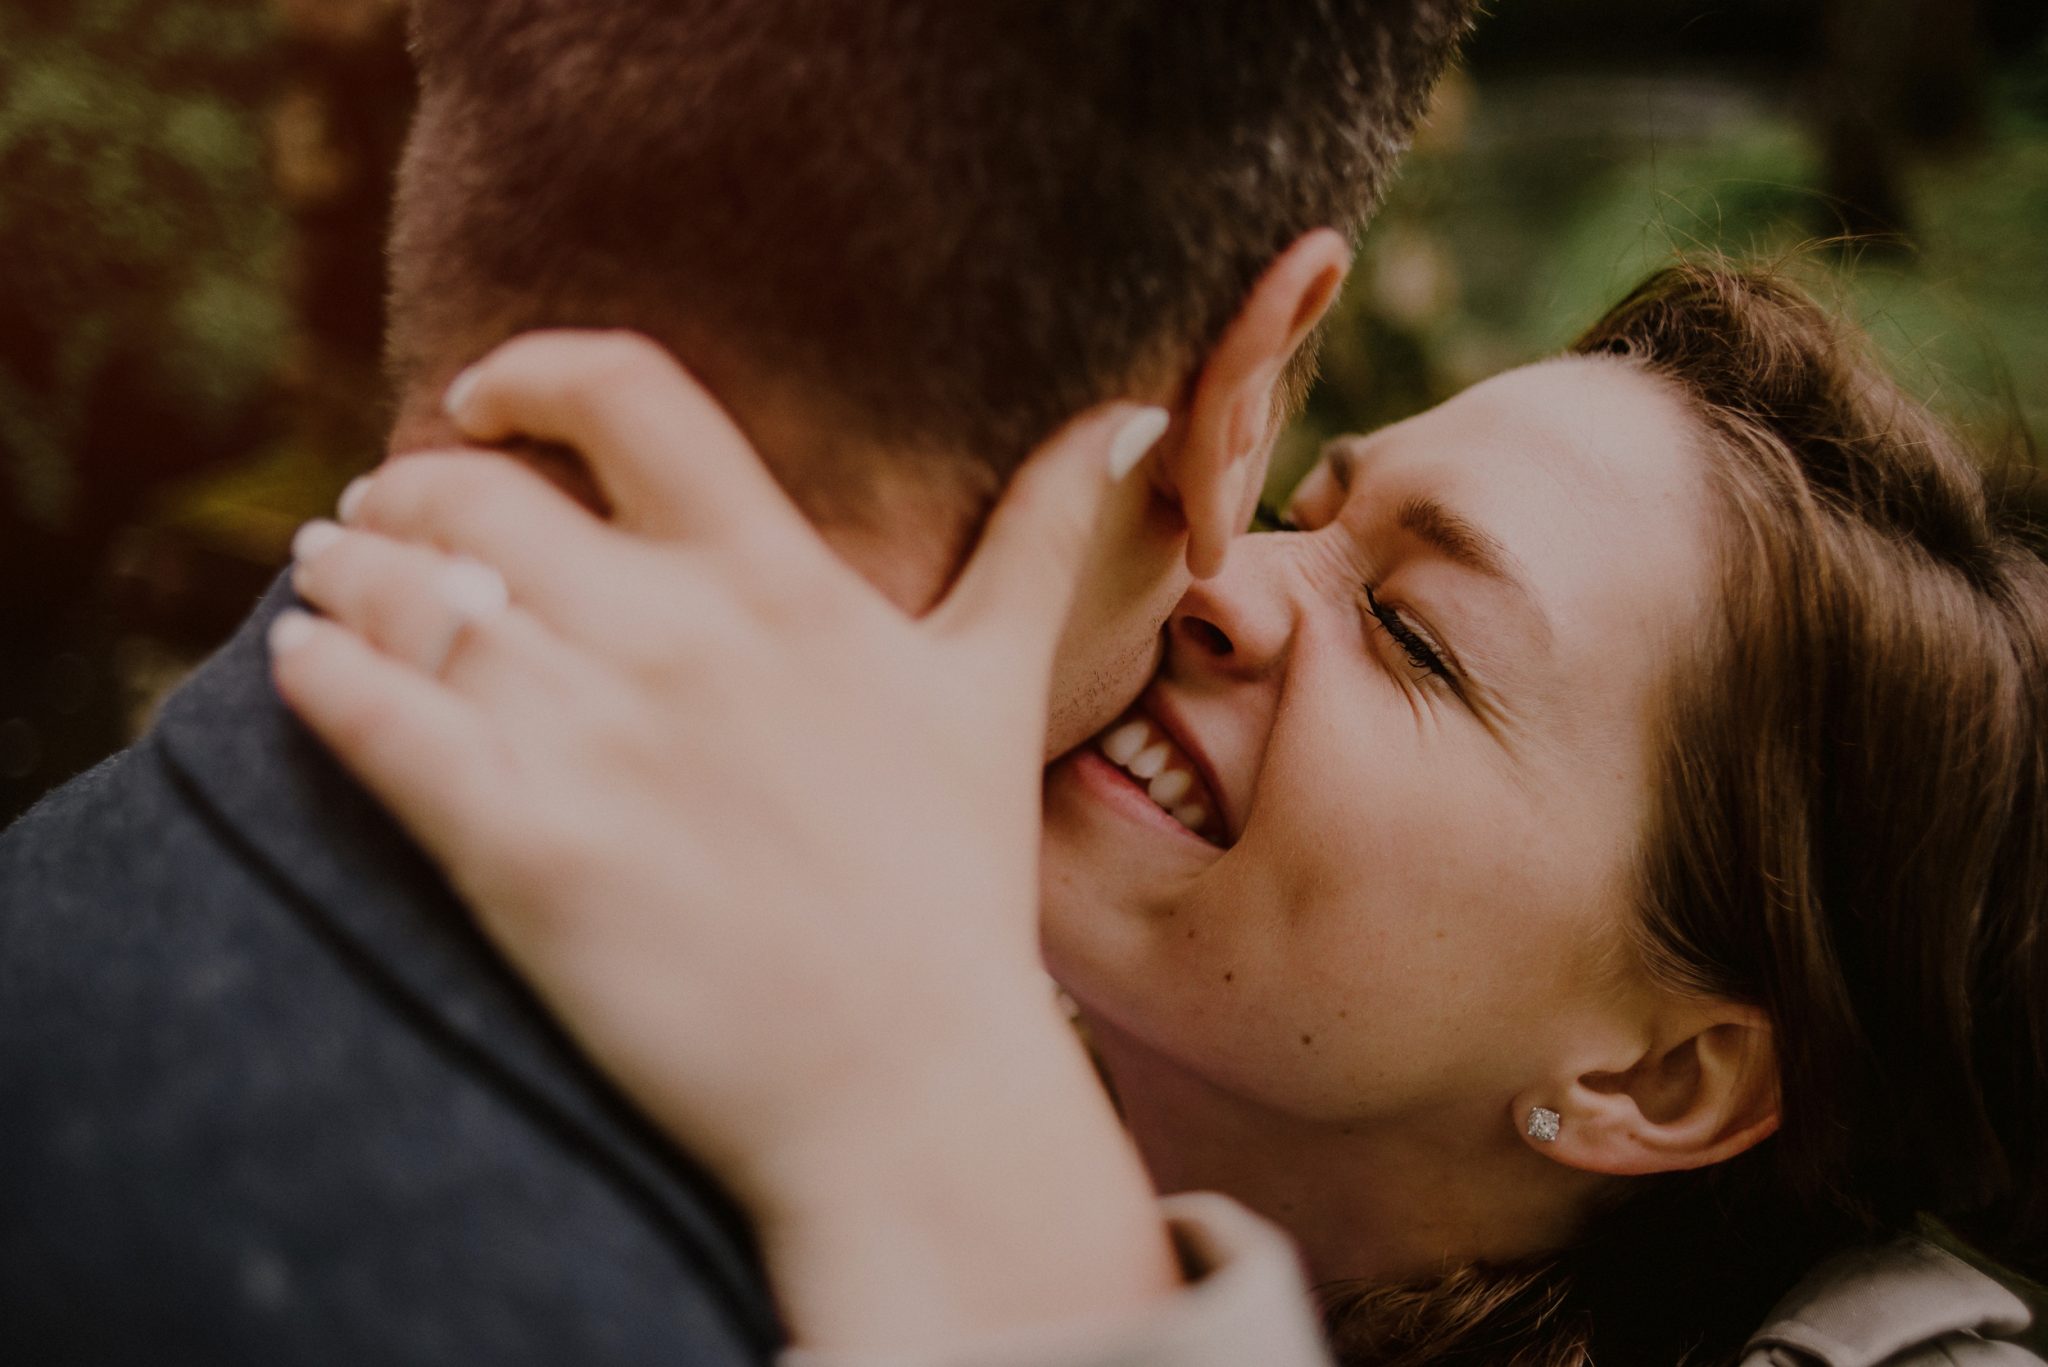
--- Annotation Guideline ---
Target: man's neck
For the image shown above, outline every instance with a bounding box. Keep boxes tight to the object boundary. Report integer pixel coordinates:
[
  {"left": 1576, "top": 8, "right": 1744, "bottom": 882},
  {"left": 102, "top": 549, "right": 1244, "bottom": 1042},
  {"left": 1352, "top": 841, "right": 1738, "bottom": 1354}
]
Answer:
[{"left": 1084, "top": 1014, "right": 1614, "bottom": 1289}]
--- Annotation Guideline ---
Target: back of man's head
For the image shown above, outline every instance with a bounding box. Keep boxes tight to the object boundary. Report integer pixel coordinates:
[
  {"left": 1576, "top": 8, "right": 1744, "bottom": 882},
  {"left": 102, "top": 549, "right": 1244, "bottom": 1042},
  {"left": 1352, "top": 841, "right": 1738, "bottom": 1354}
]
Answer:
[{"left": 390, "top": 0, "right": 1475, "bottom": 501}]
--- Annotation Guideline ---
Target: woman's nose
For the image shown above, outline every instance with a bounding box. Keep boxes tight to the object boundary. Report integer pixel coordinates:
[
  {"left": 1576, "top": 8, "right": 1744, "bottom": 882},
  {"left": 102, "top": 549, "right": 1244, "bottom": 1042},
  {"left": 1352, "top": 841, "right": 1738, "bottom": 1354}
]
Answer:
[{"left": 1166, "top": 546, "right": 1292, "bottom": 682}]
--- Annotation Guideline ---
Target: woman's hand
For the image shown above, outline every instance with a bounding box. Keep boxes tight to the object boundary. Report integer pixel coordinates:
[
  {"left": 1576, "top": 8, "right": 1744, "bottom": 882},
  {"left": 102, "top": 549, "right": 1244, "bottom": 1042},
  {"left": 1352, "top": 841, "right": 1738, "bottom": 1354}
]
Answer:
[{"left": 270, "top": 331, "right": 1178, "bottom": 1352}]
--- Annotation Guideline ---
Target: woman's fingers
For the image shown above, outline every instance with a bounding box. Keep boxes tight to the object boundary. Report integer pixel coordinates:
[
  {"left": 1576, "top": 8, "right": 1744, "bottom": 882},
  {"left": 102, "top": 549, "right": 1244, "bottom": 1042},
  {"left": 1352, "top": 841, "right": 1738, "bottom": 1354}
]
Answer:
[
  {"left": 339, "top": 452, "right": 641, "bottom": 637},
  {"left": 442, "top": 330, "right": 809, "bottom": 546},
  {"left": 931, "top": 404, "right": 1168, "bottom": 662},
  {"left": 268, "top": 609, "right": 499, "bottom": 866},
  {"left": 289, "top": 520, "right": 612, "bottom": 713},
  {"left": 291, "top": 521, "right": 511, "bottom": 675}
]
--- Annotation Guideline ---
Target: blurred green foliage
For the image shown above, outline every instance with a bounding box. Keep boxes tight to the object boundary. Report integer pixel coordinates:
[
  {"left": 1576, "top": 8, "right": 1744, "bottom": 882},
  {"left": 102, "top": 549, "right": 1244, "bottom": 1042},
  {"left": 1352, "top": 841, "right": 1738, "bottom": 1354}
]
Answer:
[
  {"left": 0, "top": 0, "right": 285, "bottom": 536},
  {"left": 1, "top": 0, "right": 291, "bottom": 812},
  {"left": 1282, "top": 63, "right": 2048, "bottom": 493}
]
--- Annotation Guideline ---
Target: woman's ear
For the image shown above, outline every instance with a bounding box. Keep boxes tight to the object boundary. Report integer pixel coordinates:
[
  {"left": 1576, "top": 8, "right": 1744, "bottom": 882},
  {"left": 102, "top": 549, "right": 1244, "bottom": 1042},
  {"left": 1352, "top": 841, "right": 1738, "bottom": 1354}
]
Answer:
[
  {"left": 1516, "top": 1001, "right": 1779, "bottom": 1176},
  {"left": 1164, "top": 228, "right": 1350, "bottom": 579}
]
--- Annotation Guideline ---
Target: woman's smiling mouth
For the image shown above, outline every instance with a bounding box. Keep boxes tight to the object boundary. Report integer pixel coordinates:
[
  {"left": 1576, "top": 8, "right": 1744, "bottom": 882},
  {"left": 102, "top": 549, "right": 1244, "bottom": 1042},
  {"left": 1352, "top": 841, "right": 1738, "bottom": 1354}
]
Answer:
[{"left": 1084, "top": 704, "right": 1230, "bottom": 847}]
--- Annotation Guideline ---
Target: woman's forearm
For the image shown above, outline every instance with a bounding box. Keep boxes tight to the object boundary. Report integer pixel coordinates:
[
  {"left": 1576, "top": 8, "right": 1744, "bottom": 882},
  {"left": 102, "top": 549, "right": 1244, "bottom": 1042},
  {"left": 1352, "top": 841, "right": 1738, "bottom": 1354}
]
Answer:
[{"left": 748, "top": 998, "right": 1181, "bottom": 1357}]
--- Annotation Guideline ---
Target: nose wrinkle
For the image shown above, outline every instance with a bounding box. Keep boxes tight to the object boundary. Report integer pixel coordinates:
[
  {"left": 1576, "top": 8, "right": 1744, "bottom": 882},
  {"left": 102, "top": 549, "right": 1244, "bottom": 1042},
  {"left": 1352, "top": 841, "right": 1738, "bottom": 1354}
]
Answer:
[
  {"left": 1240, "top": 537, "right": 1333, "bottom": 667},
  {"left": 1293, "top": 525, "right": 1361, "bottom": 589}
]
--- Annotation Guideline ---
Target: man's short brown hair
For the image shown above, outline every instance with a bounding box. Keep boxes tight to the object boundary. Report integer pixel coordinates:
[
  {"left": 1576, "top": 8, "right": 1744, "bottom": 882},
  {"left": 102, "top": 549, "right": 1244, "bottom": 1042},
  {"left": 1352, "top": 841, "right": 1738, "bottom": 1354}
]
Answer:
[{"left": 391, "top": 1, "right": 1475, "bottom": 477}]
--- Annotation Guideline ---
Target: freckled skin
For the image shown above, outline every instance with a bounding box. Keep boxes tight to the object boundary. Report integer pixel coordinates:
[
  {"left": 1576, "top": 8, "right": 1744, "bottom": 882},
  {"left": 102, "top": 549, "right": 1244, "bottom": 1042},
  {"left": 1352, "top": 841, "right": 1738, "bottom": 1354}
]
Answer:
[{"left": 1039, "top": 358, "right": 1715, "bottom": 1140}]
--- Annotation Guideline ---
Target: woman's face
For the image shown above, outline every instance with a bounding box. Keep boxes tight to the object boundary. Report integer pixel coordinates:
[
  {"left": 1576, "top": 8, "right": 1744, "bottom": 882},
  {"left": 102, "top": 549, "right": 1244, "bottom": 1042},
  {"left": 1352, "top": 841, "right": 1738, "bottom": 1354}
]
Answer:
[{"left": 1039, "top": 357, "right": 1716, "bottom": 1129}]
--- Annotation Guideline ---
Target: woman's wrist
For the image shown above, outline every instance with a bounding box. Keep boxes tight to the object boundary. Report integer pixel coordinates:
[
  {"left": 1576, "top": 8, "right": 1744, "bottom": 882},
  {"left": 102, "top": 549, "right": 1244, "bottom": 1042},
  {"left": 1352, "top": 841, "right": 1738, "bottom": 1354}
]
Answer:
[{"left": 745, "top": 989, "right": 1181, "bottom": 1355}]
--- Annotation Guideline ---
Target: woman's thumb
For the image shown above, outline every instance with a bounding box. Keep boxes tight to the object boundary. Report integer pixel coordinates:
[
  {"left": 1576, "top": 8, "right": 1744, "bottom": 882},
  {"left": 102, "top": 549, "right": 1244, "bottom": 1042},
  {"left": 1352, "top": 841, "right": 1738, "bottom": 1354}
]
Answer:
[{"left": 930, "top": 404, "right": 1170, "bottom": 650}]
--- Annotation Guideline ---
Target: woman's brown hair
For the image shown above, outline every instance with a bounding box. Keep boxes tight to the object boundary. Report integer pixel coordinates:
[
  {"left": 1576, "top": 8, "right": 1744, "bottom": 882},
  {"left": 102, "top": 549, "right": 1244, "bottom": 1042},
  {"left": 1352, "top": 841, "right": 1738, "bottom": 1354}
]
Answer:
[{"left": 1323, "top": 262, "right": 2048, "bottom": 1364}]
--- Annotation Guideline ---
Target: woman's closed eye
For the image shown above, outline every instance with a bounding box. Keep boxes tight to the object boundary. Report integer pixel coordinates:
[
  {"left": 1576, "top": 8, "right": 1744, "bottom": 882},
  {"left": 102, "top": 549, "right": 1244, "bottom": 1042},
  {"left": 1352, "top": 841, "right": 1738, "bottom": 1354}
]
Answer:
[
  {"left": 1364, "top": 586, "right": 1455, "bottom": 685},
  {"left": 1257, "top": 498, "right": 1458, "bottom": 687}
]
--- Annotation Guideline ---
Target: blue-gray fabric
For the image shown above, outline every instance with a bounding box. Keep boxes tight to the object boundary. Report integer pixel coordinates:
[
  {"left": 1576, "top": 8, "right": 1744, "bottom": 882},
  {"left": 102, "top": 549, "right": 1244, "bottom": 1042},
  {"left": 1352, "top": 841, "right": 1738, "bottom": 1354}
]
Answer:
[{"left": 0, "top": 581, "right": 781, "bottom": 1366}]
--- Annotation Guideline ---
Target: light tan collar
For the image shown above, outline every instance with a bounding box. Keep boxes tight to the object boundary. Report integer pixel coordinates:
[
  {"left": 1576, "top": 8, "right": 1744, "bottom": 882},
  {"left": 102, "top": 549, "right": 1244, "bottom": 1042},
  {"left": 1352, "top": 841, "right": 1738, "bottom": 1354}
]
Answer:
[{"left": 1745, "top": 1238, "right": 2036, "bottom": 1366}]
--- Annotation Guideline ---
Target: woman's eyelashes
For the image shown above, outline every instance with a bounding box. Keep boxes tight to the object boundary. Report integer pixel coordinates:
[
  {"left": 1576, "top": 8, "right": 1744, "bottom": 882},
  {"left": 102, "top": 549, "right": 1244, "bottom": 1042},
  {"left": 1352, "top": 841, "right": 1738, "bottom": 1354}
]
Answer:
[
  {"left": 1364, "top": 586, "right": 1454, "bottom": 684},
  {"left": 1252, "top": 494, "right": 1457, "bottom": 688}
]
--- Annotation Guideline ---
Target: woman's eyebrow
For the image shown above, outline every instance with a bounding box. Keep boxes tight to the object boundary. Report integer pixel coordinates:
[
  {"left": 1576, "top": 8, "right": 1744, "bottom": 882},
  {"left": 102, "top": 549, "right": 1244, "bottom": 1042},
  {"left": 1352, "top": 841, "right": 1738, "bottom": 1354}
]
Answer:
[{"left": 1393, "top": 494, "right": 1554, "bottom": 642}]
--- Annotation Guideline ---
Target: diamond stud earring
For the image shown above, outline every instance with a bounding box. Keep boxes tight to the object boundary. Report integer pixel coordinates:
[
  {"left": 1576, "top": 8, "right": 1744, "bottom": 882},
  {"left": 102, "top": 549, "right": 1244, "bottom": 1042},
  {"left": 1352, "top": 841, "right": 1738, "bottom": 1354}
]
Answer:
[{"left": 1526, "top": 1107, "right": 1561, "bottom": 1143}]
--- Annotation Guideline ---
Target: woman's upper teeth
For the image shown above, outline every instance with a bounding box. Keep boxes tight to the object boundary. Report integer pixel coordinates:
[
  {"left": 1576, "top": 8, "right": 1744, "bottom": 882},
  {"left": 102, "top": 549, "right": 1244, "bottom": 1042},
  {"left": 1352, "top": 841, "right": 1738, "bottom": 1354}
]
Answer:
[
  {"left": 1102, "top": 721, "right": 1149, "bottom": 766},
  {"left": 1096, "top": 716, "right": 1213, "bottom": 833}
]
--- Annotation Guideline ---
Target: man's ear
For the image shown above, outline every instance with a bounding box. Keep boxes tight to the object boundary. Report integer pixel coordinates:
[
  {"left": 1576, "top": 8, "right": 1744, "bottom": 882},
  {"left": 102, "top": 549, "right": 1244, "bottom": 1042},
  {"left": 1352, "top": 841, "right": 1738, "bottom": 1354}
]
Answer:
[
  {"left": 1165, "top": 228, "right": 1350, "bottom": 578},
  {"left": 1516, "top": 1000, "right": 1780, "bottom": 1177}
]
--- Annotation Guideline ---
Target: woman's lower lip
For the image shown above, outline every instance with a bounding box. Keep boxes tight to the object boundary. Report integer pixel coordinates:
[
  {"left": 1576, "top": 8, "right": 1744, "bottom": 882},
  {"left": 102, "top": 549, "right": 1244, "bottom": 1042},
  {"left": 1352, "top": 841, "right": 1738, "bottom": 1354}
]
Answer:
[{"left": 1069, "top": 749, "right": 1219, "bottom": 849}]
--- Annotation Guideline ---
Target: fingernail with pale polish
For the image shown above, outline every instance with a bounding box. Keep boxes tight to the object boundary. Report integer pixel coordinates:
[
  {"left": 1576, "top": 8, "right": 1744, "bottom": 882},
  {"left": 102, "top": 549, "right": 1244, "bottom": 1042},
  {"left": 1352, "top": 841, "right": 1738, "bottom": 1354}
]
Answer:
[
  {"left": 337, "top": 476, "right": 372, "bottom": 524},
  {"left": 291, "top": 519, "right": 343, "bottom": 563},
  {"left": 442, "top": 364, "right": 482, "bottom": 419},
  {"left": 1109, "top": 407, "right": 1170, "bottom": 482},
  {"left": 268, "top": 609, "right": 316, "bottom": 656}
]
